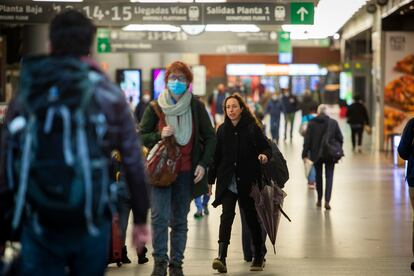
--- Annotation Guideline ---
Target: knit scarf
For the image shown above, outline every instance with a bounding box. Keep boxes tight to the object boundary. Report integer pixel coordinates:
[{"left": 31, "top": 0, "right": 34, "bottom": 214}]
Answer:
[{"left": 157, "top": 89, "right": 193, "bottom": 146}]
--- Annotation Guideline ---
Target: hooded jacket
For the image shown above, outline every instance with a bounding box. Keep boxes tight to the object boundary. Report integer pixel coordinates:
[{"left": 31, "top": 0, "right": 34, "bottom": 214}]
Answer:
[{"left": 302, "top": 114, "right": 343, "bottom": 162}]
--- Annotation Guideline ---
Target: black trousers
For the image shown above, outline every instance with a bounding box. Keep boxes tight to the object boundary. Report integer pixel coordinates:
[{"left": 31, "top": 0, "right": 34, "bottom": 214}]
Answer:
[
  {"left": 219, "top": 189, "right": 264, "bottom": 258},
  {"left": 351, "top": 126, "right": 364, "bottom": 149},
  {"left": 314, "top": 161, "right": 335, "bottom": 203}
]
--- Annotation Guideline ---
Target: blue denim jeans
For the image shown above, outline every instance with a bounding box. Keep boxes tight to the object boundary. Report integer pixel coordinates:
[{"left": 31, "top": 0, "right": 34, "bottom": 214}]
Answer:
[
  {"left": 270, "top": 116, "right": 281, "bottom": 141},
  {"left": 308, "top": 165, "right": 316, "bottom": 183},
  {"left": 151, "top": 171, "right": 193, "bottom": 266},
  {"left": 20, "top": 217, "right": 110, "bottom": 276},
  {"left": 194, "top": 194, "right": 210, "bottom": 213}
]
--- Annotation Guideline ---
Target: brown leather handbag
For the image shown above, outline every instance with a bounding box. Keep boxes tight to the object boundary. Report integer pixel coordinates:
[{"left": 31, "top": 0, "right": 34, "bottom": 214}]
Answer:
[{"left": 146, "top": 102, "right": 181, "bottom": 188}]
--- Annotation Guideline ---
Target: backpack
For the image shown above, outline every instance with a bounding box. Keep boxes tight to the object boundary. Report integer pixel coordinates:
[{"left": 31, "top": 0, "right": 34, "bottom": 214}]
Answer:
[
  {"left": 319, "top": 119, "right": 344, "bottom": 162},
  {"left": 263, "top": 139, "right": 289, "bottom": 188},
  {"left": 145, "top": 101, "right": 181, "bottom": 188},
  {"left": 248, "top": 125, "right": 289, "bottom": 188},
  {"left": 7, "top": 57, "right": 110, "bottom": 235}
]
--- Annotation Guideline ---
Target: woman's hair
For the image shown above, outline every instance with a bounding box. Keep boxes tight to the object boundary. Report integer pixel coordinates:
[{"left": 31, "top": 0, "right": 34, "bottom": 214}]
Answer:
[
  {"left": 223, "top": 93, "right": 262, "bottom": 127},
  {"left": 164, "top": 61, "right": 193, "bottom": 85}
]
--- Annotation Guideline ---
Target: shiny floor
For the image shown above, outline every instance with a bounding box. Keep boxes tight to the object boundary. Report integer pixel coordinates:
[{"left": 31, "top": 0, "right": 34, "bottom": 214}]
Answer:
[{"left": 108, "top": 114, "right": 413, "bottom": 276}]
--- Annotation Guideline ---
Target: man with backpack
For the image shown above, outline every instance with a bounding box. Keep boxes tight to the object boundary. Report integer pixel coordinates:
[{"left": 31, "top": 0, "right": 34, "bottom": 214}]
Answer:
[
  {"left": 0, "top": 10, "right": 150, "bottom": 275},
  {"left": 302, "top": 105, "right": 343, "bottom": 210}
]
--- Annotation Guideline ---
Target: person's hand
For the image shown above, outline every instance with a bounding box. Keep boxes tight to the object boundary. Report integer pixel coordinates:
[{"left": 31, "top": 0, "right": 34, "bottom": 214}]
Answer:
[
  {"left": 258, "top": 154, "right": 268, "bottom": 164},
  {"left": 208, "top": 184, "right": 213, "bottom": 196},
  {"left": 161, "top": 126, "right": 175, "bottom": 139},
  {"left": 132, "top": 224, "right": 151, "bottom": 254},
  {"left": 194, "top": 165, "right": 205, "bottom": 183}
]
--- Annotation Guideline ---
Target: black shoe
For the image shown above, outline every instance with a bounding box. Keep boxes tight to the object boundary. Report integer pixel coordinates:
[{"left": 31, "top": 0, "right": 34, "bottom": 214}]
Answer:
[
  {"left": 203, "top": 205, "right": 209, "bottom": 215},
  {"left": 212, "top": 258, "right": 227, "bottom": 273},
  {"left": 250, "top": 256, "right": 265, "bottom": 271},
  {"left": 151, "top": 260, "right": 168, "bottom": 276},
  {"left": 121, "top": 246, "right": 131, "bottom": 264},
  {"left": 411, "top": 261, "right": 414, "bottom": 271},
  {"left": 137, "top": 247, "right": 149, "bottom": 264},
  {"left": 316, "top": 201, "right": 322, "bottom": 208},
  {"left": 169, "top": 264, "right": 184, "bottom": 276}
]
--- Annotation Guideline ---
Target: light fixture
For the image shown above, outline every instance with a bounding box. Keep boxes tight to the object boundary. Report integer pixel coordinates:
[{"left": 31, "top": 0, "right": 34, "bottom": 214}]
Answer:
[
  {"left": 122, "top": 24, "right": 181, "bottom": 32},
  {"left": 181, "top": 25, "right": 206, "bottom": 35},
  {"left": 33, "top": 0, "right": 83, "bottom": 2},
  {"left": 130, "top": 0, "right": 193, "bottom": 2},
  {"left": 282, "top": 0, "right": 368, "bottom": 40},
  {"left": 333, "top": 33, "right": 340, "bottom": 40},
  {"left": 205, "top": 24, "right": 260, "bottom": 32}
]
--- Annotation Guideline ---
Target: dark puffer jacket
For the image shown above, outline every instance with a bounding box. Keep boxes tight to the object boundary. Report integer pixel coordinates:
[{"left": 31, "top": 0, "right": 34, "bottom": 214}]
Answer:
[{"left": 208, "top": 112, "right": 272, "bottom": 207}]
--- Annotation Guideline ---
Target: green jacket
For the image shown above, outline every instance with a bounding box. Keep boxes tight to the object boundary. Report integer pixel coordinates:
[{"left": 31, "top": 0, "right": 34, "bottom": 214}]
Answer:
[{"left": 139, "top": 96, "right": 216, "bottom": 197}]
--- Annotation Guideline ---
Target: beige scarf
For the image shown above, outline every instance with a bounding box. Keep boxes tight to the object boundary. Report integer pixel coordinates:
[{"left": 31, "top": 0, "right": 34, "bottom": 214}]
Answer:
[{"left": 157, "top": 89, "right": 193, "bottom": 146}]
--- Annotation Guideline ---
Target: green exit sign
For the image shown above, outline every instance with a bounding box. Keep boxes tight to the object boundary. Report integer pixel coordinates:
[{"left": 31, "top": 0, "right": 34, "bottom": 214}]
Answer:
[
  {"left": 290, "top": 2, "right": 314, "bottom": 25},
  {"left": 97, "top": 29, "right": 111, "bottom": 53}
]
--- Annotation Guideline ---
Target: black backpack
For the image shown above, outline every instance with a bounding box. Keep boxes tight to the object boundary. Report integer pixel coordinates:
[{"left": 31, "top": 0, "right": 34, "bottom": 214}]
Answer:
[
  {"left": 263, "top": 139, "right": 289, "bottom": 188},
  {"left": 319, "top": 119, "right": 344, "bottom": 162},
  {"left": 7, "top": 57, "right": 110, "bottom": 235},
  {"left": 249, "top": 125, "right": 289, "bottom": 188}
]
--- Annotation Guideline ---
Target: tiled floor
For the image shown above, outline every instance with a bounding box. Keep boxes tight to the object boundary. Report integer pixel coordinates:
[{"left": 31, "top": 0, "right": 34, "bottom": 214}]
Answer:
[{"left": 108, "top": 115, "right": 413, "bottom": 275}]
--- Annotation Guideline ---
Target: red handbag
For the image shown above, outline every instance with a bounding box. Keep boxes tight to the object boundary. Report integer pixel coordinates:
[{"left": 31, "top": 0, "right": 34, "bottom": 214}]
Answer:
[{"left": 146, "top": 102, "right": 181, "bottom": 188}]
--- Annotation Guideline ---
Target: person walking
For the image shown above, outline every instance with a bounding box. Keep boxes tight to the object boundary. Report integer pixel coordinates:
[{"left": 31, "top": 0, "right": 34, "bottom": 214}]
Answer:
[
  {"left": 0, "top": 10, "right": 150, "bottom": 275},
  {"left": 265, "top": 92, "right": 285, "bottom": 144},
  {"left": 346, "top": 95, "right": 370, "bottom": 153},
  {"left": 135, "top": 90, "right": 152, "bottom": 124},
  {"left": 398, "top": 118, "right": 414, "bottom": 272},
  {"left": 281, "top": 89, "right": 299, "bottom": 141},
  {"left": 300, "top": 90, "right": 318, "bottom": 118},
  {"left": 208, "top": 93, "right": 272, "bottom": 273},
  {"left": 302, "top": 105, "right": 343, "bottom": 210},
  {"left": 140, "top": 61, "right": 216, "bottom": 276}
]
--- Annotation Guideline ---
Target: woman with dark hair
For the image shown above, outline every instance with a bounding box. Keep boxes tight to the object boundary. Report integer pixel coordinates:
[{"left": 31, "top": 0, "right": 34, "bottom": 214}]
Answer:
[
  {"left": 208, "top": 93, "right": 272, "bottom": 273},
  {"left": 346, "top": 95, "right": 370, "bottom": 153},
  {"left": 140, "top": 61, "right": 216, "bottom": 276}
]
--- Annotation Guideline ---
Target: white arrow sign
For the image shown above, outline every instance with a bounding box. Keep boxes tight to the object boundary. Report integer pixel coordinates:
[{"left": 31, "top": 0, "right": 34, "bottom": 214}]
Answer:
[{"left": 297, "top": 6, "right": 309, "bottom": 22}]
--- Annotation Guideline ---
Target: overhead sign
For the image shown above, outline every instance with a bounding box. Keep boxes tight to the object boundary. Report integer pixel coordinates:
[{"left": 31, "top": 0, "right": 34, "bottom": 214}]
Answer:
[
  {"left": 97, "top": 29, "right": 111, "bottom": 53},
  {"left": 0, "top": 1, "right": 314, "bottom": 26},
  {"left": 290, "top": 2, "right": 314, "bottom": 25},
  {"left": 278, "top": 31, "right": 292, "bottom": 63}
]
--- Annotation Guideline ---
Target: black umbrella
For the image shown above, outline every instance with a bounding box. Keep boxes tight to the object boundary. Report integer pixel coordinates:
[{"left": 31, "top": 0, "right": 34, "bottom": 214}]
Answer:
[{"left": 250, "top": 170, "right": 291, "bottom": 254}]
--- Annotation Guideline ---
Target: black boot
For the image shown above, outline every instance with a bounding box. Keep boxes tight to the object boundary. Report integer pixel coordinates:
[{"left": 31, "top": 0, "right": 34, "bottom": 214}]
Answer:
[
  {"left": 212, "top": 242, "right": 228, "bottom": 273},
  {"left": 137, "top": 246, "right": 149, "bottom": 264},
  {"left": 121, "top": 246, "right": 131, "bottom": 264}
]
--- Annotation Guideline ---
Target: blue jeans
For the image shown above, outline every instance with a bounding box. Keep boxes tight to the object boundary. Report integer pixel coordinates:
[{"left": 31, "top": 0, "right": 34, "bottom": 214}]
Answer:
[
  {"left": 151, "top": 171, "right": 193, "bottom": 266},
  {"left": 270, "top": 116, "right": 281, "bottom": 141},
  {"left": 20, "top": 217, "right": 110, "bottom": 276},
  {"left": 194, "top": 194, "right": 210, "bottom": 213},
  {"left": 308, "top": 165, "right": 316, "bottom": 183}
]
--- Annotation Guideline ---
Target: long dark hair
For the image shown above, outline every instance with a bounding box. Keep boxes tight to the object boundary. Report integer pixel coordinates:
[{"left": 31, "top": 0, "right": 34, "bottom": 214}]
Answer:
[{"left": 223, "top": 93, "right": 262, "bottom": 128}]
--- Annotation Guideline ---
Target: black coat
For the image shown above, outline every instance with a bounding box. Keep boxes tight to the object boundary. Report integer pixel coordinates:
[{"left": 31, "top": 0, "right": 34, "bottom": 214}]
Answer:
[
  {"left": 302, "top": 114, "right": 343, "bottom": 162},
  {"left": 208, "top": 112, "right": 272, "bottom": 207},
  {"left": 347, "top": 102, "right": 369, "bottom": 126},
  {"left": 398, "top": 118, "right": 414, "bottom": 187}
]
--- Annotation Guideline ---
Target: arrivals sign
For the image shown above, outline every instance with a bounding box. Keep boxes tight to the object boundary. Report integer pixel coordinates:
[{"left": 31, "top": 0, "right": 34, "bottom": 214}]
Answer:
[{"left": 0, "top": 1, "right": 314, "bottom": 26}]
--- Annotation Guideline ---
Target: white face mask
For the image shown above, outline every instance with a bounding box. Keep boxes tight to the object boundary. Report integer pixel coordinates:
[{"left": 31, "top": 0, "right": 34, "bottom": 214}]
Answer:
[{"left": 142, "top": 94, "right": 151, "bottom": 102}]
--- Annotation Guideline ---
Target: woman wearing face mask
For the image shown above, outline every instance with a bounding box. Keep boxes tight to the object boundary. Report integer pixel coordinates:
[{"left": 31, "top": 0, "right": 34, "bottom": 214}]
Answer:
[
  {"left": 140, "top": 61, "right": 216, "bottom": 276},
  {"left": 208, "top": 93, "right": 272, "bottom": 273}
]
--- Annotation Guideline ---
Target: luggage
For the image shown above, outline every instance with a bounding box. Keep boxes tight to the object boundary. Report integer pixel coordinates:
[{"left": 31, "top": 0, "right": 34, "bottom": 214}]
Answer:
[{"left": 108, "top": 213, "right": 123, "bottom": 267}]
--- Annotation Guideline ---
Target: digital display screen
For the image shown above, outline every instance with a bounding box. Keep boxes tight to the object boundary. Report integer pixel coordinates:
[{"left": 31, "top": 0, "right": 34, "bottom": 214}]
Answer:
[
  {"left": 279, "top": 76, "right": 290, "bottom": 89},
  {"left": 152, "top": 68, "right": 166, "bottom": 100},
  {"left": 292, "top": 76, "right": 307, "bottom": 96},
  {"left": 116, "top": 69, "right": 142, "bottom": 108}
]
